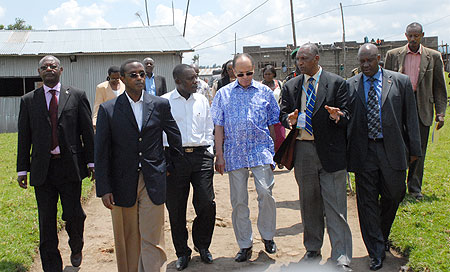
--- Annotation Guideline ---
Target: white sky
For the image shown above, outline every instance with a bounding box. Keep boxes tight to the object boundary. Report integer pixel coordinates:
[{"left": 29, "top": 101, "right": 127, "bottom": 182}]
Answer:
[{"left": 1, "top": 0, "right": 449, "bottom": 66}]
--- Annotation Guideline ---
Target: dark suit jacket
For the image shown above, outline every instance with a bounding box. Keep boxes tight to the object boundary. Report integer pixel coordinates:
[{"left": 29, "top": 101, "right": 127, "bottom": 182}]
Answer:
[
  {"left": 279, "top": 70, "right": 350, "bottom": 173},
  {"left": 385, "top": 45, "right": 447, "bottom": 126},
  {"left": 346, "top": 69, "right": 422, "bottom": 172},
  {"left": 145, "top": 74, "right": 167, "bottom": 96},
  {"left": 17, "top": 85, "right": 94, "bottom": 185},
  {"left": 95, "top": 91, "right": 183, "bottom": 207}
]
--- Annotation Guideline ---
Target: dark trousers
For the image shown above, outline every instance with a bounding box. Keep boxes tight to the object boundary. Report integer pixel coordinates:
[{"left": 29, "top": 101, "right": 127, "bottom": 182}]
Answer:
[
  {"left": 355, "top": 141, "right": 406, "bottom": 259},
  {"left": 407, "top": 120, "right": 430, "bottom": 195},
  {"left": 166, "top": 147, "right": 216, "bottom": 257},
  {"left": 34, "top": 158, "right": 86, "bottom": 272}
]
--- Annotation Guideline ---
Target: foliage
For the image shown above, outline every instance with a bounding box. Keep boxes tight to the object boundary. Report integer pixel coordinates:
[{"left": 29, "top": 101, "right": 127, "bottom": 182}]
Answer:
[{"left": 0, "top": 18, "right": 32, "bottom": 30}]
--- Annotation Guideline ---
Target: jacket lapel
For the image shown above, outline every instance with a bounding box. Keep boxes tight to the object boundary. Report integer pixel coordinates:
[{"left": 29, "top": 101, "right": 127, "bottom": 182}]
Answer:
[
  {"left": 141, "top": 92, "right": 155, "bottom": 129},
  {"left": 355, "top": 74, "right": 366, "bottom": 108},
  {"left": 417, "top": 47, "right": 431, "bottom": 86},
  {"left": 57, "top": 85, "right": 70, "bottom": 120},
  {"left": 117, "top": 92, "right": 139, "bottom": 131},
  {"left": 398, "top": 45, "right": 407, "bottom": 73},
  {"left": 313, "top": 73, "right": 327, "bottom": 116},
  {"left": 294, "top": 75, "right": 304, "bottom": 111},
  {"left": 381, "top": 69, "right": 393, "bottom": 107},
  {"left": 36, "top": 87, "right": 51, "bottom": 126}
]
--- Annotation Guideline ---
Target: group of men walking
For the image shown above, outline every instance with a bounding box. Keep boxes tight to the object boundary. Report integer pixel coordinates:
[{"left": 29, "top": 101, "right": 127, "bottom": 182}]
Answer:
[{"left": 16, "top": 21, "right": 446, "bottom": 272}]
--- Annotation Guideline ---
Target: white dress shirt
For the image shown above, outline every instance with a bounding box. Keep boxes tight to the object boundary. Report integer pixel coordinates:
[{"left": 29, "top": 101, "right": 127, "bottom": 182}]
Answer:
[
  {"left": 125, "top": 90, "right": 144, "bottom": 131},
  {"left": 162, "top": 90, "right": 214, "bottom": 153}
]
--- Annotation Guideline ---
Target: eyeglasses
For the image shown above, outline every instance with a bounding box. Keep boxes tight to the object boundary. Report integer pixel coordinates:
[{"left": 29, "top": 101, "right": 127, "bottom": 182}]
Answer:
[
  {"left": 40, "top": 65, "right": 58, "bottom": 70},
  {"left": 236, "top": 71, "right": 254, "bottom": 77},
  {"left": 127, "top": 72, "right": 146, "bottom": 78}
]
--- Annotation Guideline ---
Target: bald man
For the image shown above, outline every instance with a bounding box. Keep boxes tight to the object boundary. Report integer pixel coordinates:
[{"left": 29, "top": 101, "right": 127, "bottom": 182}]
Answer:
[
  {"left": 347, "top": 44, "right": 421, "bottom": 270},
  {"left": 143, "top": 57, "right": 167, "bottom": 96}
]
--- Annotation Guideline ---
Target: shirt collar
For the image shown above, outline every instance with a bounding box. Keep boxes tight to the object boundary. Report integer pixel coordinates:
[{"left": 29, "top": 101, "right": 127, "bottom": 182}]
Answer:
[
  {"left": 362, "top": 66, "right": 383, "bottom": 83},
  {"left": 43, "top": 82, "right": 61, "bottom": 94},
  {"left": 304, "top": 66, "right": 322, "bottom": 83},
  {"left": 232, "top": 79, "right": 257, "bottom": 90},
  {"left": 125, "top": 90, "right": 144, "bottom": 104},
  {"left": 173, "top": 89, "right": 194, "bottom": 101},
  {"left": 407, "top": 44, "right": 422, "bottom": 55},
  {"left": 146, "top": 74, "right": 154, "bottom": 80}
]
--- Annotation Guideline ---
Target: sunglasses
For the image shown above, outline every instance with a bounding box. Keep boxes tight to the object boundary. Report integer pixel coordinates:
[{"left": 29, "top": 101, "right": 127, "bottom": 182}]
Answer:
[
  {"left": 236, "top": 71, "right": 254, "bottom": 77},
  {"left": 127, "top": 72, "right": 146, "bottom": 78}
]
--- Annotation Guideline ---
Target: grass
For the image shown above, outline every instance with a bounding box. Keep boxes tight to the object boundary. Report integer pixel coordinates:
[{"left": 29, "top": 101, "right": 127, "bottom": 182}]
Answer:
[
  {"left": 0, "top": 133, "right": 94, "bottom": 272},
  {"left": 390, "top": 107, "right": 450, "bottom": 271}
]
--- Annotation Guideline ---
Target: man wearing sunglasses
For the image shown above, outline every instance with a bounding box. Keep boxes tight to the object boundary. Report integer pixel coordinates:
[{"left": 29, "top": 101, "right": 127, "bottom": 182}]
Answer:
[
  {"left": 211, "top": 53, "right": 280, "bottom": 262},
  {"left": 95, "top": 59, "right": 183, "bottom": 272}
]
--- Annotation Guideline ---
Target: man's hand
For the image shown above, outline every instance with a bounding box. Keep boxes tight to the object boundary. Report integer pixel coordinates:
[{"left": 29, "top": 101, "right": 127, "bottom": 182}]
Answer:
[
  {"left": 410, "top": 156, "right": 418, "bottom": 164},
  {"left": 215, "top": 155, "right": 225, "bottom": 175},
  {"left": 101, "top": 193, "right": 114, "bottom": 210},
  {"left": 88, "top": 167, "right": 95, "bottom": 181},
  {"left": 325, "top": 105, "right": 344, "bottom": 123},
  {"left": 17, "top": 175, "right": 28, "bottom": 189},
  {"left": 436, "top": 114, "right": 445, "bottom": 130},
  {"left": 287, "top": 109, "right": 299, "bottom": 129}
]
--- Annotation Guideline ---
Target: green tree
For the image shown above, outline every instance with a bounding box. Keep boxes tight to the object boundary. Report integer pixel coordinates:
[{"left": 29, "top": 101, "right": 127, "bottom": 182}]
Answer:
[
  {"left": 6, "top": 18, "right": 32, "bottom": 30},
  {"left": 0, "top": 24, "right": 4, "bottom": 30},
  {"left": 192, "top": 54, "right": 199, "bottom": 65}
]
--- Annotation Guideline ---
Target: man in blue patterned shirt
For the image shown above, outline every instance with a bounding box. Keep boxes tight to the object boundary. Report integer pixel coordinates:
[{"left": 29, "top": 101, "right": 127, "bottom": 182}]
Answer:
[{"left": 211, "top": 53, "right": 280, "bottom": 262}]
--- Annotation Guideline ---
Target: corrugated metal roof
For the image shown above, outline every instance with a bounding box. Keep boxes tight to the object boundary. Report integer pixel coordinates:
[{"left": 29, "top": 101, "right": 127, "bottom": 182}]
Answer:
[{"left": 0, "top": 25, "right": 193, "bottom": 56}]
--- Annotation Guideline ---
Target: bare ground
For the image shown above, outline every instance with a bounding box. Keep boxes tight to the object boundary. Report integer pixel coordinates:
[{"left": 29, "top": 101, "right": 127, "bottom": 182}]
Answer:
[{"left": 30, "top": 169, "right": 407, "bottom": 272}]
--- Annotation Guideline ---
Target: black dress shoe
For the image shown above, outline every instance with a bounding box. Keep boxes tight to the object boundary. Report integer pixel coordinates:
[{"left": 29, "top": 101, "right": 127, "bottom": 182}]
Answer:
[
  {"left": 194, "top": 247, "right": 213, "bottom": 264},
  {"left": 176, "top": 255, "right": 191, "bottom": 271},
  {"left": 263, "top": 239, "right": 277, "bottom": 254},
  {"left": 70, "top": 252, "right": 82, "bottom": 267},
  {"left": 369, "top": 257, "right": 383, "bottom": 271},
  {"left": 234, "top": 247, "right": 252, "bottom": 262},
  {"left": 385, "top": 241, "right": 390, "bottom": 251},
  {"left": 301, "top": 250, "right": 322, "bottom": 262}
]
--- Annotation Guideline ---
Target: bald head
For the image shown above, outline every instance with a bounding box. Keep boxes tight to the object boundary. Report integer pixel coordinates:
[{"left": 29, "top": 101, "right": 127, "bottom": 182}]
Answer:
[
  {"left": 358, "top": 43, "right": 380, "bottom": 77},
  {"left": 406, "top": 22, "right": 423, "bottom": 33}
]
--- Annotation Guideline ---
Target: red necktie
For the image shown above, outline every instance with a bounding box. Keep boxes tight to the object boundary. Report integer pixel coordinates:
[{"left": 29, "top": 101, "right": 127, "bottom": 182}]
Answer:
[{"left": 49, "top": 90, "right": 59, "bottom": 150}]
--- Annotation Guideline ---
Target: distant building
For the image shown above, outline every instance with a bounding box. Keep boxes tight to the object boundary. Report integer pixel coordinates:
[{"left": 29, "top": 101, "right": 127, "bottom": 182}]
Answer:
[{"left": 0, "top": 26, "right": 193, "bottom": 132}]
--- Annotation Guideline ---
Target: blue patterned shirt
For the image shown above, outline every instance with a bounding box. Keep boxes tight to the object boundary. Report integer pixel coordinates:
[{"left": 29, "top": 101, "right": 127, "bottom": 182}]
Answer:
[{"left": 211, "top": 80, "right": 280, "bottom": 172}]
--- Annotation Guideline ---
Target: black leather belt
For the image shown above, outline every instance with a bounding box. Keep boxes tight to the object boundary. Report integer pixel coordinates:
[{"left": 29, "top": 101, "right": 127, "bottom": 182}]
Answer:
[
  {"left": 368, "top": 138, "right": 383, "bottom": 142},
  {"left": 50, "top": 154, "right": 61, "bottom": 159},
  {"left": 183, "top": 146, "right": 209, "bottom": 153}
]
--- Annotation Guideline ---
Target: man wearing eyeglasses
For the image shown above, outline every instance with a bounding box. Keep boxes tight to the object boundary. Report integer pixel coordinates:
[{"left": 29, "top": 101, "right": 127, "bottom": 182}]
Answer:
[
  {"left": 17, "top": 55, "right": 94, "bottom": 271},
  {"left": 211, "top": 53, "right": 280, "bottom": 262},
  {"left": 143, "top": 57, "right": 168, "bottom": 96},
  {"left": 95, "top": 59, "right": 183, "bottom": 272}
]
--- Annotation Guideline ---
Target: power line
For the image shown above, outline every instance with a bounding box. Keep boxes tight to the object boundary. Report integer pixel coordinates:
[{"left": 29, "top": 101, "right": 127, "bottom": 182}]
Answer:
[
  {"left": 193, "top": 0, "right": 270, "bottom": 48},
  {"left": 384, "top": 14, "right": 450, "bottom": 40}
]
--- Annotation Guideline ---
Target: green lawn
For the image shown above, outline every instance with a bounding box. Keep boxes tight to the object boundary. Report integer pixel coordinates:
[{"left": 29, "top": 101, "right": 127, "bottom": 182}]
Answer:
[
  {"left": 390, "top": 108, "right": 450, "bottom": 271},
  {"left": 0, "top": 133, "right": 94, "bottom": 271}
]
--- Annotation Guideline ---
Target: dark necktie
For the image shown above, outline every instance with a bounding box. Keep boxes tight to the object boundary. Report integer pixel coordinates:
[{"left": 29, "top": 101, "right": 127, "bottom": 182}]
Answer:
[
  {"left": 49, "top": 90, "right": 59, "bottom": 150},
  {"left": 366, "top": 78, "right": 381, "bottom": 139},
  {"left": 305, "top": 77, "right": 316, "bottom": 136}
]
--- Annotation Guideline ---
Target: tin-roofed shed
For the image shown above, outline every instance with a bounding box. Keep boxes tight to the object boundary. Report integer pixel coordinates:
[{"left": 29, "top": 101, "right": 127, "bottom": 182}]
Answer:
[{"left": 0, "top": 25, "right": 193, "bottom": 132}]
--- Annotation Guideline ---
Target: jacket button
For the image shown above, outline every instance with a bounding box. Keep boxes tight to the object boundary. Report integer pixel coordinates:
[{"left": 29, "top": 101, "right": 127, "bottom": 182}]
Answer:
[
  {"left": 139, "top": 137, "right": 142, "bottom": 142},
  {"left": 139, "top": 152, "right": 142, "bottom": 156}
]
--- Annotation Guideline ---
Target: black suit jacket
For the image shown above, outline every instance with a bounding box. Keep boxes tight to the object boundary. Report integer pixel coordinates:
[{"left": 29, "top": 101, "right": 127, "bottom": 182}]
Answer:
[
  {"left": 346, "top": 69, "right": 422, "bottom": 172},
  {"left": 279, "top": 70, "right": 350, "bottom": 173},
  {"left": 145, "top": 75, "right": 167, "bottom": 96},
  {"left": 17, "top": 85, "right": 94, "bottom": 185},
  {"left": 95, "top": 92, "right": 183, "bottom": 207}
]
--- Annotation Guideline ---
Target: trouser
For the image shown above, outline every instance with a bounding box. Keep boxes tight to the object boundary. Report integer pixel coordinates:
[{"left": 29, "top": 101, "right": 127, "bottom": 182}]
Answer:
[
  {"left": 355, "top": 141, "right": 406, "bottom": 259},
  {"left": 166, "top": 147, "right": 216, "bottom": 257},
  {"left": 407, "top": 119, "right": 430, "bottom": 195},
  {"left": 293, "top": 140, "right": 352, "bottom": 264},
  {"left": 111, "top": 173, "right": 167, "bottom": 272},
  {"left": 228, "top": 165, "right": 276, "bottom": 249},
  {"left": 34, "top": 158, "right": 86, "bottom": 272}
]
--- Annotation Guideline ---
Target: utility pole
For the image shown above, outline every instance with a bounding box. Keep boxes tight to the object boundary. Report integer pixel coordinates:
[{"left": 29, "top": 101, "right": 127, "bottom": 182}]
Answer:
[
  {"left": 144, "top": 0, "right": 150, "bottom": 26},
  {"left": 183, "top": 0, "right": 190, "bottom": 37},
  {"left": 340, "top": 3, "right": 346, "bottom": 78},
  {"left": 172, "top": 1, "right": 175, "bottom": 26},
  {"left": 289, "top": 0, "right": 297, "bottom": 48}
]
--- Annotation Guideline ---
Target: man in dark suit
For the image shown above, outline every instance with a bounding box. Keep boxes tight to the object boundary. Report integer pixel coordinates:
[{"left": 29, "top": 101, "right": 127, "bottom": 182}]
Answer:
[
  {"left": 384, "top": 22, "right": 447, "bottom": 200},
  {"left": 143, "top": 57, "right": 168, "bottom": 96},
  {"left": 279, "top": 43, "right": 353, "bottom": 272},
  {"left": 347, "top": 43, "right": 421, "bottom": 270},
  {"left": 95, "top": 59, "right": 183, "bottom": 271},
  {"left": 17, "top": 55, "right": 94, "bottom": 271}
]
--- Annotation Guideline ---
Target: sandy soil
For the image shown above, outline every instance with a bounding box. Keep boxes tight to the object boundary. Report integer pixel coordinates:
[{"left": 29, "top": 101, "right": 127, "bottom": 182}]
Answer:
[{"left": 30, "top": 169, "right": 407, "bottom": 272}]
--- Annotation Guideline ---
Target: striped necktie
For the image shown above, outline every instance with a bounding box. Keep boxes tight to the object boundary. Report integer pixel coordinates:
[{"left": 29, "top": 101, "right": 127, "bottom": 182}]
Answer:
[
  {"left": 366, "top": 77, "right": 381, "bottom": 139},
  {"left": 305, "top": 77, "right": 316, "bottom": 136}
]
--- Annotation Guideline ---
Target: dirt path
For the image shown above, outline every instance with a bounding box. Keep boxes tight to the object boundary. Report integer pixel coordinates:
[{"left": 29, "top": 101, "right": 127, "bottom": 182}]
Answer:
[{"left": 30, "top": 169, "right": 407, "bottom": 272}]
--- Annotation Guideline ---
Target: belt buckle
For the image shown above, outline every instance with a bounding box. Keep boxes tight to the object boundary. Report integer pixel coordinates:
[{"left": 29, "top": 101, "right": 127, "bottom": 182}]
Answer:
[{"left": 184, "top": 147, "right": 194, "bottom": 153}]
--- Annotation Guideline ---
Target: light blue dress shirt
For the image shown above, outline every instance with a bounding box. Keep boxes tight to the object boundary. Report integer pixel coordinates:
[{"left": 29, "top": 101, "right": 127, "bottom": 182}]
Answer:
[{"left": 145, "top": 74, "right": 156, "bottom": 95}]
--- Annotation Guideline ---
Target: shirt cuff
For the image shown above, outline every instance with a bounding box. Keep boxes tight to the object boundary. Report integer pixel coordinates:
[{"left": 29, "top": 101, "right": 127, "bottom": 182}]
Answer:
[
  {"left": 17, "top": 171, "right": 27, "bottom": 176},
  {"left": 88, "top": 163, "right": 94, "bottom": 168}
]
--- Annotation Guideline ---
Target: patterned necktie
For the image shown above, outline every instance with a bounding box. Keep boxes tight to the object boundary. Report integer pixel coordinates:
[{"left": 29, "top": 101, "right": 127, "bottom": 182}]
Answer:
[
  {"left": 366, "top": 78, "right": 381, "bottom": 139},
  {"left": 49, "top": 90, "right": 59, "bottom": 149},
  {"left": 305, "top": 77, "right": 316, "bottom": 136}
]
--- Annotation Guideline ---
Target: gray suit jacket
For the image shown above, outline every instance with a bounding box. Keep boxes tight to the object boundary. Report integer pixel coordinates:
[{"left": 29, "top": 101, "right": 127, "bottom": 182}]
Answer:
[
  {"left": 385, "top": 45, "right": 447, "bottom": 126},
  {"left": 346, "top": 69, "right": 422, "bottom": 172}
]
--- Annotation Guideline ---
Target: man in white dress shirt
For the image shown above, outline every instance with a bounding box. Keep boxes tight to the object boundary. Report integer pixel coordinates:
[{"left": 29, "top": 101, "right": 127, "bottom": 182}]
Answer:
[{"left": 162, "top": 64, "right": 216, "bottom": 271}]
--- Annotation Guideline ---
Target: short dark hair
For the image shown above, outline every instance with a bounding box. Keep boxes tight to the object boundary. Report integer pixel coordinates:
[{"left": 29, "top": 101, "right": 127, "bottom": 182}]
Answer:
[
  {"left": 120, "top": 59, "right": 142, "bottom": 76},
  {"left": 262, "top": 65, "right": 276, "bottom": 77},
  {"left": 172, "top": 64, "right": 193, "bottom": 80},
  {"left": 107, "top": 66, "right": 120, "bottom": 75},
  {"left": 406, "top": 22, "right": 423, "bottom": 33},
  {"left": 232, "top": 53, "right": 254, "bottom": 68}
]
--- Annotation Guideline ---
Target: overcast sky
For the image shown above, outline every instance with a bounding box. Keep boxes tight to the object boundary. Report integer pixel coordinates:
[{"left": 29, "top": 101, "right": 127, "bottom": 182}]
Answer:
[{"left": 0, "top": 0, "right": 449, "bottom": 66}]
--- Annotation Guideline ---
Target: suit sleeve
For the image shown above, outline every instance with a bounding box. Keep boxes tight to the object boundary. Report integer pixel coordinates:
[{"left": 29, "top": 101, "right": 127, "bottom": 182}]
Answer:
[
  {"left": 17, "top": 97, "right": 31, "bottom": 172},
  {"left": 279, "top": 83, "right": 295, "bottom": 129},
  {"left": 78, "top": 91, "right": 94, "bottom": 164},
  {"left": 92, "top": 84, "right": 105, "bottom": 126},
  {"left": 432, "top": 53, "right": 448, "bottom": 116},
  {"left": 95, "top": 105, "right": 112, "bottom": 197},
  {"left": 332, "top": 78, "right": 350, "bottom": 128},
  {"left": 403, "top": 77, "right": 422, "bottom": 157},
  {"left": 384, "top": 51, "right": 394, "bottom": 71}
]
